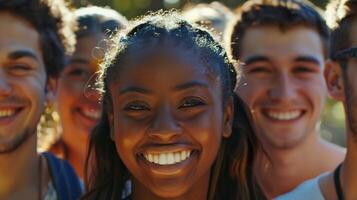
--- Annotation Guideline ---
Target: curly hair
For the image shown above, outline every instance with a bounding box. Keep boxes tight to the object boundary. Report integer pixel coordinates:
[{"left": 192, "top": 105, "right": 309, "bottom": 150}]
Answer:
[
  {"left": 0, "top": 0, "right": 76, "bottom": 78},
  {"left": 326, "top": 0, "right": 357, "bottom": 60}
]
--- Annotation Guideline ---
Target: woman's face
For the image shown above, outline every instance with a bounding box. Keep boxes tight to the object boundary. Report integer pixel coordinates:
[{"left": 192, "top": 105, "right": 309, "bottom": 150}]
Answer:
[
  {"left": 56, "top": 33, "right": 103, "bottom": 143},
  {"left": 108, "top": 51, "right": 233, "bottom": 199}
]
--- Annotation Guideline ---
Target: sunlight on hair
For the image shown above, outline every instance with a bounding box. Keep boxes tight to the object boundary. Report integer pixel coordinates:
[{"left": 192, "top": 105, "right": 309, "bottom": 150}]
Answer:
[{"left": 326, "top": 0, "right": 349, "bottom": 28}]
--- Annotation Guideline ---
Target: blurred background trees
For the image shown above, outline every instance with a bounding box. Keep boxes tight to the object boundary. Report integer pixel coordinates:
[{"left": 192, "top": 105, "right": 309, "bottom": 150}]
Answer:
[
  {"left": 71, "top": 0, "right": 346, "bottom": 147},
  {"left": 72, "top": 0, "right": 328, "bottom": 18}
]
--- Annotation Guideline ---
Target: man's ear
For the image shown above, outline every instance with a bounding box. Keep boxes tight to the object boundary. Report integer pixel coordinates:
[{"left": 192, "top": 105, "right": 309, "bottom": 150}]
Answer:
[
  {"left": 324, "top": 60, "right": 345, "bottom": 101},
  {"left": 223, "top": 97, "right": 234, "bottom": 138},
  {"left": 45, "top": 77, "right": 57, "bottom": 103}
]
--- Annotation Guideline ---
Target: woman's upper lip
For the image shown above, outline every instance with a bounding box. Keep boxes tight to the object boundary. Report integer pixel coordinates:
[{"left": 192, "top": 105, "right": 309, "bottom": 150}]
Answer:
[
  {"left": 77, "top": 102, "right": 101, "bottom": 110},
  {"left": 137, "top": 144, "right": 197, "bottom": 155}
]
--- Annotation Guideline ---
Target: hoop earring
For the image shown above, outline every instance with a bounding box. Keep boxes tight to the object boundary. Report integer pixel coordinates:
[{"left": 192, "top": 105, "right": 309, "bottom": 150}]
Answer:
[{"left": 37, "top": 102, "right": 61, "bottom": 152}]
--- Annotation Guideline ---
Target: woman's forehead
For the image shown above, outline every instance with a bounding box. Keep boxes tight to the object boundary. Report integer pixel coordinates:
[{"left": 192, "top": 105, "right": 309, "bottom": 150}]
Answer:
[{"left": 113, "top": 46, "right": 219, "bottom": 77}]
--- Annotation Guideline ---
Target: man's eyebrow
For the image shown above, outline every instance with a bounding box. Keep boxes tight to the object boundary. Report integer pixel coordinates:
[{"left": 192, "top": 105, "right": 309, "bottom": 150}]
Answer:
[
  {"left": 243, "top": 55, "right": 270, "bottom": 65},
  {"left": 174, "top": 80, "right": 209, "bottom": 91},
  {"left": 8, "top": 50, "right": 40, "bottom": 61},
  {"left": 119, "top": 86, "right": 152, "bottom": 95},
  {"left": 294, "top": 56, "right": 322, "bottom": 65}
]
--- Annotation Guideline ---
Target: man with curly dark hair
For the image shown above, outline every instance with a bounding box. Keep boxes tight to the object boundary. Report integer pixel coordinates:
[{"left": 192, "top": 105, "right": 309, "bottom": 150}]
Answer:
[{"left": 0, "top": 0, "right": 81, "bottom": 199}]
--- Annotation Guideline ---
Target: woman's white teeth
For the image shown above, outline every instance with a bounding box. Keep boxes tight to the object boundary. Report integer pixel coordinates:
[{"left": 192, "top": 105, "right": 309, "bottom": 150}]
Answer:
[
  {"left": 267, "top": 110, "right": 302, "bottom": 121},
  {"left": 144, "top": 150, "right": 191, "bottom": 165},
  {"left": 81, "top": 109, "right": 101, "bottom": 120},
  {"left": 0, "top": 109, "right": 15, "bottom": 118}
]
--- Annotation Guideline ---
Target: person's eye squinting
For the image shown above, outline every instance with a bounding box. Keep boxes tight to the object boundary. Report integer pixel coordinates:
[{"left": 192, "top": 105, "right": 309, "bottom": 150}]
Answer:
[
  {"left": 64, "top": 66, "right": 91, "bottom": 80},
  {"left": 7, "top": 63, "right": 35, "bottom": 76},
  {"left": 246, "top": 63, "right": 273, "bottom": 76},
  {"left": 293, "top": 65, "right": 320, "bottom": 75},
  {"left": 178, "top": 97, "right": 207, "bottom": 109}
]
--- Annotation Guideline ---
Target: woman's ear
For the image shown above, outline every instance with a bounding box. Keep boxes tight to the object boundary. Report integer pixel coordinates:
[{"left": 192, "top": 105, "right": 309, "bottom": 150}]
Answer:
[
  {"left": 45, "top": 77, "right": 58, "bottom": 103},
  {"left": 324, "top": 60, "right": 345, "bottom": 101},
  {"left": 223, "top": 97, "right": 234, "bottom": 138}
]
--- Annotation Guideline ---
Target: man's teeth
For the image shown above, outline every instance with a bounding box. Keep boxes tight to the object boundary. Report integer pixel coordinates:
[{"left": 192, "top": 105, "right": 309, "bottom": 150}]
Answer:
[
  {"left": 267, "top": 110, "right": 302, "bottom": 121},
  {"left": 144, "top": 150, "right": 192, "bottom": 165},
  {"left": 0, "top": 109, "right": 15, "bottom": 118},
  {"left": 81, "top": 109, "right": 101, "bottom": 120}
]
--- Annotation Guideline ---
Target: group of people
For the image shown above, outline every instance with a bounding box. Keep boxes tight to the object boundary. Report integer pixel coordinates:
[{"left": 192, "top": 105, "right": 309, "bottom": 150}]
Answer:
[{"left": 0, "top": 0, "right": 356, "bottom": 199}]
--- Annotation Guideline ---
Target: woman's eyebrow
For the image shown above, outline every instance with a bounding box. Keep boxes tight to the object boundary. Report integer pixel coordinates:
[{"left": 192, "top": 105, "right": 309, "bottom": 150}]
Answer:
[
  {"left": 119, "top": 86, "right": 152, "bottom": 95},
  {"left": 69, "top": 57, "right": 90, "bottom": 64},
  {"left": 174, "top": 80, "right": 209, "bottom": 91}
]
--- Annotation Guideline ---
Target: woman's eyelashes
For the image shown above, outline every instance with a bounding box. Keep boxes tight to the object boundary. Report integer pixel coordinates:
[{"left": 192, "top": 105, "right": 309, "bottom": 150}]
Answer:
[
  {"left": 178, "top": 97, "right": 207, "bottom": 109},
  {"left": 123, "top": 100, "right": 151, "bottom": 112},
  {"left": 122, "top": 97, "right": 207, "bottom": 113},
  {"left": 64, "top": 65, "right": 91, "bottom": 80}
]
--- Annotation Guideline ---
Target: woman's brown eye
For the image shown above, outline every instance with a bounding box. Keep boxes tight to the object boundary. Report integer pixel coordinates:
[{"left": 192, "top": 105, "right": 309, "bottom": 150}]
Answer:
[
  {"left": 124, "top": 102, "right": 150, "bottom": 111},
  {"left": 179, "top": 98, "right": 206, "bottom": 109}
]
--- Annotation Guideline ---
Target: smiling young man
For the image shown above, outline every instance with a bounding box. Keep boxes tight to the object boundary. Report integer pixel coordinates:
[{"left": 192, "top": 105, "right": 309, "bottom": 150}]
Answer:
[
  {"left": 226, "top": 0, "right": 345, "bottom": 198},
  {"left": 0, "top": 1, "right": 81, "bottom": 200},
  {"left": 277, "top": 0, "right": 357, "bottom": 199}
]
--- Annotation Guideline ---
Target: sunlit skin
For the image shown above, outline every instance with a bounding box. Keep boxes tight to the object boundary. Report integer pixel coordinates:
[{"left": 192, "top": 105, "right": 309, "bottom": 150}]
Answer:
[
  {"left": 0, "top": 12, "right": 53, "bottom": 200},
  {"left": 237, "top": 25, "right": 345, "bottom": 197},
  {"left": 108, "top": 50, "right": 232, "bottom": 200},
  {"left": 238, "top": 26, "right": 326, "bottom": 149},
  {"left": 55, "top": 33, "right": 103, "bottom": 178},
  {"left": 321, "top": 19, "right": 357, "bottom": 200}
]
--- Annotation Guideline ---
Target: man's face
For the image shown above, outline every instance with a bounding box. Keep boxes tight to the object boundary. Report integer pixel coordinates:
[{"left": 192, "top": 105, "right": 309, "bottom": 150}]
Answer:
[
  {"left": 0, "top": 12, "right": 48, "bottom": 153},
  {"left": 236, "top": 26, "right": 326, "bottom": 149}
]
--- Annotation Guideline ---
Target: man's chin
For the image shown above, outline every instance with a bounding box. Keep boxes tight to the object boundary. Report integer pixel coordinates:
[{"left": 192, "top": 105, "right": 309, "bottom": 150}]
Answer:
[
  {"left": 261, "top": 132, "right": 306, "bottom": 150},
  {"left": 0, "top": 129, "right": 35, "bottom": 154}
]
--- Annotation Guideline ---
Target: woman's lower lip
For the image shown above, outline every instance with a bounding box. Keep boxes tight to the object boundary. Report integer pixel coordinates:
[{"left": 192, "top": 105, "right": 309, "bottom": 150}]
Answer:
[{"left": 74, "top": 109, "right": 99, "bottom": 127}]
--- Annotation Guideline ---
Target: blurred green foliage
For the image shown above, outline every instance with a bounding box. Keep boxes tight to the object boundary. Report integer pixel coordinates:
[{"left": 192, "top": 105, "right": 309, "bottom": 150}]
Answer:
[
  {"left": 72, "top": 0, "right": 328, "bottom": 19},
  {"left": 71, "top": 0, "right": 347, "bottom": 147}
]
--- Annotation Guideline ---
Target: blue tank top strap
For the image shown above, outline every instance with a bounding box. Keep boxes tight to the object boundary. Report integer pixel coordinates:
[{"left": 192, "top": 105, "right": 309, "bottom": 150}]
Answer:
[{"left": 42, "top": 152, "right": 82, "bottom": 200}]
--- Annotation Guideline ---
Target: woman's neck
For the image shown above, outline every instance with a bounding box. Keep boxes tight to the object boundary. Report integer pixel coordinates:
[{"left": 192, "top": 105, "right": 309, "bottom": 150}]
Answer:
[{"left": 62, "top": 132, "right": 88, "bottom": 178}]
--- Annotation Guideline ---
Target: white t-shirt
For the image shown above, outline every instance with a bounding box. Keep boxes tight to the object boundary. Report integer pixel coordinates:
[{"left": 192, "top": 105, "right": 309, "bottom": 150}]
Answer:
[
  {"left": 275, "top": 173, "right": 328, "bottom": 200},
  {"left": 44, "top": 182, "right": 57, "bottom": 200}
]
